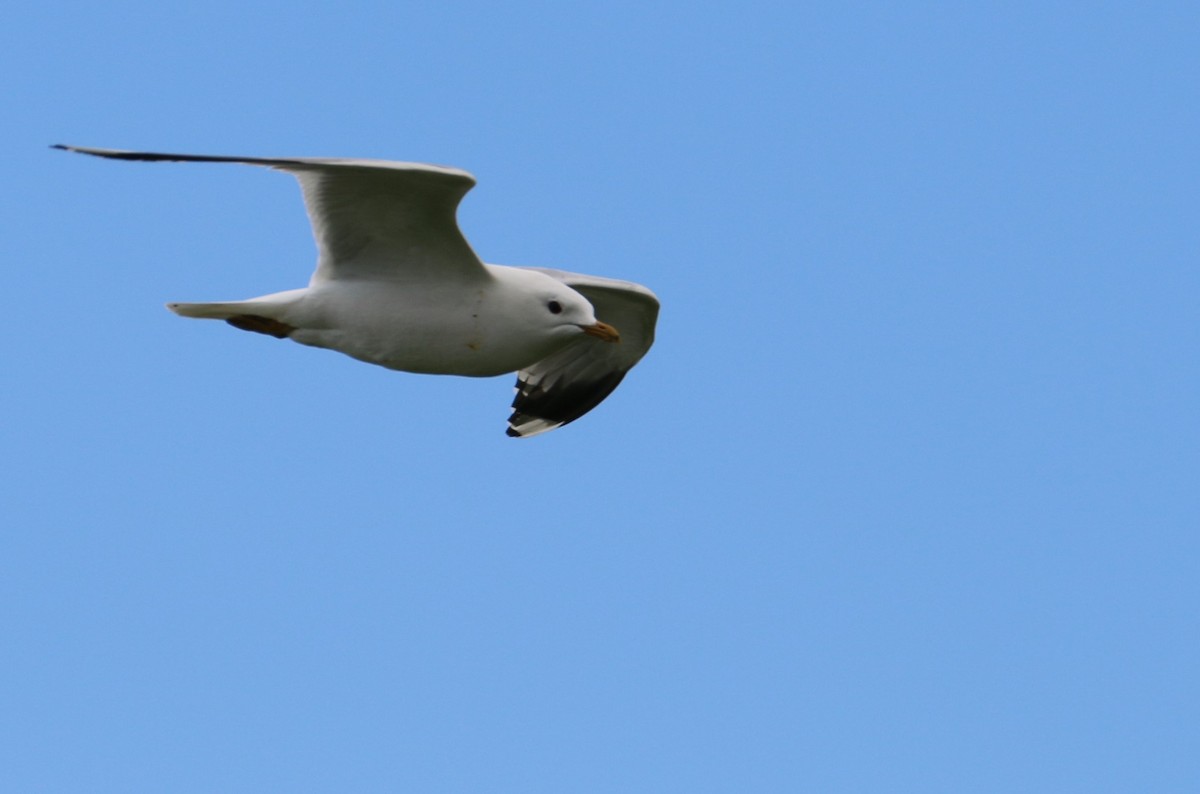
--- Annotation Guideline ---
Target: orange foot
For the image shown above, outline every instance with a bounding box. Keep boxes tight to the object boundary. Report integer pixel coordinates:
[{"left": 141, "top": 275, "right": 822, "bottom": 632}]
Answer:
[{"left": 225, "top": 315, "right": 296, "bottom": 339}]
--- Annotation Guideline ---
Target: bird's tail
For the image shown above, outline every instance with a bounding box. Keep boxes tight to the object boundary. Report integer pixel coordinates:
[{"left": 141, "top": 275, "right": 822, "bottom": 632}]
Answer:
[
  {"left": 165, "top": 288, "right": 306, "bottom": 320},
  {"left": 166, "top": 289, "right": 306, "bottom": 338},
  {"left": 167, "top": 301, "right": 254, "bottom": 319}
]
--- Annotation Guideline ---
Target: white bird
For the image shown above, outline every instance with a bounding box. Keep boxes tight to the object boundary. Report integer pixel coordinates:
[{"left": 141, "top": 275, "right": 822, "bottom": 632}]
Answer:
[{"left": 55, "top": 145, "right": 659, "bottom": 437}]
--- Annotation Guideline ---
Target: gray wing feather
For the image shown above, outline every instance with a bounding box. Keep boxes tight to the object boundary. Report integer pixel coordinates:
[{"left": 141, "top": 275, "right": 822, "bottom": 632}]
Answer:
[{"left": 53, "top": 145, "right": 486, "bottom": 284}]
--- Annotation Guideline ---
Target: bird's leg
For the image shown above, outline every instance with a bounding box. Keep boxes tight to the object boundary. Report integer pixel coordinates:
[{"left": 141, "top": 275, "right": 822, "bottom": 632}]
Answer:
[{"left": 225, "top": 315, "right": 296, "bottom": 339}]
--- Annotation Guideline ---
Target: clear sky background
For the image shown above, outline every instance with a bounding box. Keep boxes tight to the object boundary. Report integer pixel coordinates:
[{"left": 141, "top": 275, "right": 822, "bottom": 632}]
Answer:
[{"left": 3, "top": 2, "right": 1197, "bottom": 791}]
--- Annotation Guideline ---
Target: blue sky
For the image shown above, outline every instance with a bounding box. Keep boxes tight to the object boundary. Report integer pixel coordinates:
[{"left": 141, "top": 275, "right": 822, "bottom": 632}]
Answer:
[{"left": 3, "top": 1, "right": 1197, "bottom": 790}]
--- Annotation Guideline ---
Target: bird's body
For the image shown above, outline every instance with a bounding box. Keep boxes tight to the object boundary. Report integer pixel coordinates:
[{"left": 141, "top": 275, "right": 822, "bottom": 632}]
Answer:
[
  {"left": 56, "top": 145, "right": 658, "bottom": 436},
  {"left": 175, "top": 266, "right": 598, "bottom": 377}
]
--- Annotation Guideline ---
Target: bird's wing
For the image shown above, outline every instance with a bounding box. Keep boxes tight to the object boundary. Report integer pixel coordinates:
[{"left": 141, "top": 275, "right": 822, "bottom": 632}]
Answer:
[
  {"left": 507, "top": 268, "right": 659, "bottom": 437},
  {"left": 54, "top": 145, "right": 487, "bottom": 284}
]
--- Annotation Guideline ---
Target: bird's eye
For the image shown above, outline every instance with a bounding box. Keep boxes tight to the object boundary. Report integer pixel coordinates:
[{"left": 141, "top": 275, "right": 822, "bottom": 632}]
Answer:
[{"left": 547, "top": 300, "right": 563, "bottom": 314}]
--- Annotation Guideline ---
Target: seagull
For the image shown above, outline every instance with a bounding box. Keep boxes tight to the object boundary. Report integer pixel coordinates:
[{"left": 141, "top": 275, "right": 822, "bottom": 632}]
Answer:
[{"left": 54, "top": 145, "right": 659, "bottom": 437}]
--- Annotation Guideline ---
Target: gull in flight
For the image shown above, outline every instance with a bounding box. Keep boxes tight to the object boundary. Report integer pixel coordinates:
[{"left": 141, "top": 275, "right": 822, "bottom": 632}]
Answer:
[{"left": 55, "top": 145, "right": 659, "bottom": 437}]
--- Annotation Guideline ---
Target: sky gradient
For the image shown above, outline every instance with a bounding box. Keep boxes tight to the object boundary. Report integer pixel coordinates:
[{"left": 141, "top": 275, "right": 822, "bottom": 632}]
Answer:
[{"left": 4, "top": 2, "right": 1198, "bottom": 791}]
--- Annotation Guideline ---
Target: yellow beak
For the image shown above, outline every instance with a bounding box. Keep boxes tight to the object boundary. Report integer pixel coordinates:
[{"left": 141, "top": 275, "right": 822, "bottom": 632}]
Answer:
[{"left": 579, "top": 320, "right": 621, "bottom": 343}]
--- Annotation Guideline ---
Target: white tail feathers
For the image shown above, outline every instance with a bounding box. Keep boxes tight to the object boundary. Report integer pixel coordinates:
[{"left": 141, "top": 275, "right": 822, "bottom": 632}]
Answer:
[
  {"left": 165, "top": 289, "right": 307, "bottom": 321},
  {"left": 167, "top": 301, "right": 249, "bottom": 319},
  {"left": 166, "top": 294, "right": 302, "bottom": 339}
]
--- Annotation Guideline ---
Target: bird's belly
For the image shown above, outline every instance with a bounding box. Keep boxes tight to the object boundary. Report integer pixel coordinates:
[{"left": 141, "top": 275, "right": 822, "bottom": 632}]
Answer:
[
  {"left": 285, "top": 282, "right": 568, "bottom": 377},
  {"left": 290, "top": 315, "right": 548, "bottom": 377},
  {"left": 294, "top": 328, "right": 524, "bottom": 376}
]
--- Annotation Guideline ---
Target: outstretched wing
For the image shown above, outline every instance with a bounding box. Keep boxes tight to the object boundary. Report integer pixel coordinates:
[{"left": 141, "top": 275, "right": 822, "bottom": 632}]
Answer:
[
  {"left": 53, "top": 145, "right": 487, "bottom": 285},
  {"left": 507, "top": 268, "right": 659, "bottom": 437}
]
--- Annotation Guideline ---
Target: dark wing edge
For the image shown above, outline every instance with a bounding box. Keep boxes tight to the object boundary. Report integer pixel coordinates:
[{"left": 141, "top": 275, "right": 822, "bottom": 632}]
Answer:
[
  {"left": 507, "top": 351, "right": 630, "bottom": 437},
  {"left": 506, "top": 270, "right": 660, "bottom": 437},
  {"left": 51, "top": 144, "right": 476, "bottom": 183}
]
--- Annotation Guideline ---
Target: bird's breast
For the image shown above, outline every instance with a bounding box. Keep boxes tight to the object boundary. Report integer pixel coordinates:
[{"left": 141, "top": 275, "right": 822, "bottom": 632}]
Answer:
[{"left": 288, "top": 282, "right": 562, "bottom": 377}]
